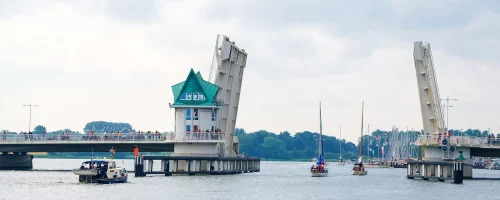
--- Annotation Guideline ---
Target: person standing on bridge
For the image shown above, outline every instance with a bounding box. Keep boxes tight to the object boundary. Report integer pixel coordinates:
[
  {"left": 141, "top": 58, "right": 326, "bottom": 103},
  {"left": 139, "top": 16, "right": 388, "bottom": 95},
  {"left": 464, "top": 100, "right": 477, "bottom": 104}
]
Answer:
[
  {"left": 110, "top": 147, "right": 116, "bottom": 160},
  {"left": 2, "top": 130, "right": 6, "bottom": 141},
  {"left": 134, "top": 145, "right": 139, "bottom": 157}
]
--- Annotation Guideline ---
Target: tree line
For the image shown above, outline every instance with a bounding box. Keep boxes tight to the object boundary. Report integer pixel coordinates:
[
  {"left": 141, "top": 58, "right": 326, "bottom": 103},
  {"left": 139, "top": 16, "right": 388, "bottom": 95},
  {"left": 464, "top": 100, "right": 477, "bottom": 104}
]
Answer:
[{"left": 0, "top": 121, "right": 134, "bottom": 135}]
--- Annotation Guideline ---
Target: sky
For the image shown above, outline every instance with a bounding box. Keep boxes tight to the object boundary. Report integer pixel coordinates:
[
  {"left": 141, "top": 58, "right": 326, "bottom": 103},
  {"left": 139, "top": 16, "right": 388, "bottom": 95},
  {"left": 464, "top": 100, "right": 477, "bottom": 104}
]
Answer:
[{"left": 0, "top": 0, "right": 499, "bottom": 143}]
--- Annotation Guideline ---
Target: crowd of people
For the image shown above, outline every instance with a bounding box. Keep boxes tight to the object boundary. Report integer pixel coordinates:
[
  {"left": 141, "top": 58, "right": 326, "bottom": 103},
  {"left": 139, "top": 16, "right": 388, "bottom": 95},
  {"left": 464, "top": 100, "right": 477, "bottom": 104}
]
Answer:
[
  {"left": 81, "top": 130, "right": 166, "bottom": 141},
  {"left": 2, "top": 129, "right": 226, "bottom": 142},
  {"left": 185, "top": 128, "right": 223, "bottom": 140},
  {"left": 487, "top": 134, "right": 500, "bottom": 145},
  {"left": 418, "top": 131, "right": 500, "bottom": 146}
]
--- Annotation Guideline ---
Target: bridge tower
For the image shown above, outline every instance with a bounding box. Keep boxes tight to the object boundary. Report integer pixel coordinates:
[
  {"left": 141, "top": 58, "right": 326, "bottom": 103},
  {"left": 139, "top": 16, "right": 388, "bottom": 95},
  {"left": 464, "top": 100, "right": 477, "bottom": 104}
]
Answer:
[
  {"left": 168, "top": 35, "right": 246, "bottom": 157},
  {"left": 413, "top": 41, "right": 473, "bottom": 178},
  {"left": 208, "top": 35, "right": 247, "bottom": 155},
  {"left": 413, "top": 41, "right": 446, "bottom": 137}
]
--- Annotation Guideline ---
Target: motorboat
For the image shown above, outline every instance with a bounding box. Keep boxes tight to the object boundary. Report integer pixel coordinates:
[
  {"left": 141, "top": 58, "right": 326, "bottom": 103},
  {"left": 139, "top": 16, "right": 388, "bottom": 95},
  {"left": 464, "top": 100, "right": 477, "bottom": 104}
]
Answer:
[
  {"left": 73, "top": 159, "right": 128, "bottom": 184},
  {"left": 487, "top": 159, "right": 500, "bottom": 170},
  {"left": 364, "top": 161, "right": 388, "bottom": 168},
  {"left": 351, "top": 163, "right": 368, "bottom": 175},
  {"left": 392, "top": 160, "right": 408, "bottom": 168}
]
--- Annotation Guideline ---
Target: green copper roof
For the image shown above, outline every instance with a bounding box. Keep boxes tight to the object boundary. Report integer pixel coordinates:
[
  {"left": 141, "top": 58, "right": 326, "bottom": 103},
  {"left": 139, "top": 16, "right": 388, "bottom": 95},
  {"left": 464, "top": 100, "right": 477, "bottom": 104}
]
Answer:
[
  {"left": 171, "top": 69, "right": 219, "bottom": 106},
  {"left": 196, "top": 71, "right": 203, "bottom": 79}
]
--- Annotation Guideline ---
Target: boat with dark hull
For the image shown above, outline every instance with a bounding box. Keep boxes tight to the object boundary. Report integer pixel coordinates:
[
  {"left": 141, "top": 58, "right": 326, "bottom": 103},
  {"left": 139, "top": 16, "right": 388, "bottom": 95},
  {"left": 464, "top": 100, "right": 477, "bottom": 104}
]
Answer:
[
  {"left": 392, "top": 164, "right": 407, "bottom": 168},
  {"left": 73, "top": 160, "right": 128, "bottom": 184}
]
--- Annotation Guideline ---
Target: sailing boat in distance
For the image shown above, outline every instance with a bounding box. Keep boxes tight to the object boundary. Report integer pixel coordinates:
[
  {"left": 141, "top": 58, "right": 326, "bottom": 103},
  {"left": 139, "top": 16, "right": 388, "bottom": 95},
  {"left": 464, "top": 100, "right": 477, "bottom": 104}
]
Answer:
[
  {"left": 352, "top": 101, "right": 368, "bottom": 175},
  {"left": 310, "top": 102, "right": 328, "bottom": 177},
  {"left": 337, "top": 124, "right": 345, "bottom": 166}
]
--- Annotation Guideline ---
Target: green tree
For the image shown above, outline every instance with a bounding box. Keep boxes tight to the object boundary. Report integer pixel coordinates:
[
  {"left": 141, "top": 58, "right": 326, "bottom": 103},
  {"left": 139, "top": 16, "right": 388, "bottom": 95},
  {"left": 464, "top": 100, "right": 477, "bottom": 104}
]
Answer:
[
  {"left": 235, "top": 128, "right": 246, "bottom": 135},
  {"left": 260, "top": 136, "right": 286, "bottom": 159},
  {"left": 0, "top": 130, "right": 17, "bottom": 134},
  {"left": 277, "top": 131, "right": 294, "bottom": 151},
  {"left": 48, "top": 129, "right": 80, "bottom": 135},
  {"left": 84, "top": 121, "right": 133, "bottom": 133},
  {"left": 33, "top": 125, "right": 47, "bottom": 134}
]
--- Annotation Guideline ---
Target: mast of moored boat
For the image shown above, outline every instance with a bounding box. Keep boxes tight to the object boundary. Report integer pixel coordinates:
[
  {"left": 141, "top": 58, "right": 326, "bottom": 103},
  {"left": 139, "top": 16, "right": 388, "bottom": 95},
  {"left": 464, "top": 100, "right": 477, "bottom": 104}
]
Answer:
[
  {"left": 359, "top": 101, "right": 364, "bottom": 162},
  {"left": 319, "top": 102, "right": 324, "bottom": 161},
  {"left": 367, "top": 125, "right": 370, "bottom": 161},
  {"left": 339, "top": 124, "right": 342, "bottom": 161}
]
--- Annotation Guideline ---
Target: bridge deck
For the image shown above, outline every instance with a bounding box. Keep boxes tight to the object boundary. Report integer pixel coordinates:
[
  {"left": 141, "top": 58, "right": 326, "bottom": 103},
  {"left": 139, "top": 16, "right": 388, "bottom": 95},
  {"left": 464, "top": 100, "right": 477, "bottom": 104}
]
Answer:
[
  {"left": 415, "top": 135, "right": 500, "bottom": 157},
  {"left": 0, "top": 133, "right": 226, "bottom": 152},
  {"left": 415, "top": 135, "right": 500, "bottom": 148}
]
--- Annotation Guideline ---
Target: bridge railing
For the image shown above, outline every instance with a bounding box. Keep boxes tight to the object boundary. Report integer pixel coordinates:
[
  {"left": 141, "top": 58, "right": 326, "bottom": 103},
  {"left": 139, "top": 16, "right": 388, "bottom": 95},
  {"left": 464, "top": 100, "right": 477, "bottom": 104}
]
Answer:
[
  {"left": 415, "top": 135, "right": 489, "bottom": 147},
  {"left": 0, "top": 132, "right": 226, "bottom": 143},
  {"left": 178, "top": 132, "right": 225, "bottom": 141},
  {"left": 0, "top": 133, "right": 173, "bottom": 143}
]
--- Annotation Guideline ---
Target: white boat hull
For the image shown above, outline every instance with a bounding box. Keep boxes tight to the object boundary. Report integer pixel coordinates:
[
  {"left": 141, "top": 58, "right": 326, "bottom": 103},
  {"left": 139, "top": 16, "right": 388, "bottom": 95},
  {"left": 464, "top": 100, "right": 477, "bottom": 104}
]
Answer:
[
  {"left": 311, "top": 172, "right": 328, "bottom": 177},
  {"left": 73, "top": 169, "right": 98, "bottom": 176},
  {"left": 351, "top": 170, "right": 368, "bottom": 175}
]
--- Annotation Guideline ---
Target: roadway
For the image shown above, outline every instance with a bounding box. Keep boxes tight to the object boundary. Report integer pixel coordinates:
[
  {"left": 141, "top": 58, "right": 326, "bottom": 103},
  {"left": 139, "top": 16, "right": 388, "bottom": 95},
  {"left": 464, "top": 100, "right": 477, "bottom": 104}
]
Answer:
[
  {"left": 416, "top": 135, "right": 500, "bottom": 157},
  {"left": 0, "top": 133, "right": 224, "bottom": 153}
]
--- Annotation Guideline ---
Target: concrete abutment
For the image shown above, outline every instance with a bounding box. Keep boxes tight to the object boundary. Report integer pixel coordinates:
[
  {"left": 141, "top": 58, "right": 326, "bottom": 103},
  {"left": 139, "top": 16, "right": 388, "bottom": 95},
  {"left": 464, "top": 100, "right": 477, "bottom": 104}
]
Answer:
[{"left": 0, "top": 153, "right": 33, "bottom": 170}]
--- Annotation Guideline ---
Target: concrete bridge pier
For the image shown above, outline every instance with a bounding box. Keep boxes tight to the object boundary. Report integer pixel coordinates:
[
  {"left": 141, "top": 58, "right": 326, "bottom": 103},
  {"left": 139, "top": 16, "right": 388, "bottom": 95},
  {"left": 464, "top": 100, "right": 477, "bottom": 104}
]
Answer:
[
  {"left": 423, "top": 147, "right": 473, "bottom": 179},
  {"left": 0, "top": 153, "right": 33, "bottom": 170}
]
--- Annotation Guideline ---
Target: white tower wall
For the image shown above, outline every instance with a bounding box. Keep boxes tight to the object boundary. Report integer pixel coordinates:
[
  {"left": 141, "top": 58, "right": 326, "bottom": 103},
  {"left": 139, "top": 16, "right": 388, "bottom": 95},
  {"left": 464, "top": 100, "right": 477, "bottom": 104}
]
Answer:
[{"left": 175, "top": 108, "right": 186, "bottom": 140}]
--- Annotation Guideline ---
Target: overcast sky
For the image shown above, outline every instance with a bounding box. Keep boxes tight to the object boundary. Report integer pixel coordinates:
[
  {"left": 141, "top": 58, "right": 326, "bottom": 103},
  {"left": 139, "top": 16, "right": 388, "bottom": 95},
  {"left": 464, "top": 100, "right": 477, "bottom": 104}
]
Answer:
[{"left": 0, "top": 0, "right": 499, "bottom": 142}]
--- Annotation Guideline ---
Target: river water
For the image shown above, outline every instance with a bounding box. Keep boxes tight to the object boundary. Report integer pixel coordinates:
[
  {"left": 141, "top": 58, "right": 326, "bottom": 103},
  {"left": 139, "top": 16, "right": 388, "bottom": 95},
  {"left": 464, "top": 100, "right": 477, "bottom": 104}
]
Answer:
[{"left": 0, "top": 159, "right": 499, "bottom": 200}]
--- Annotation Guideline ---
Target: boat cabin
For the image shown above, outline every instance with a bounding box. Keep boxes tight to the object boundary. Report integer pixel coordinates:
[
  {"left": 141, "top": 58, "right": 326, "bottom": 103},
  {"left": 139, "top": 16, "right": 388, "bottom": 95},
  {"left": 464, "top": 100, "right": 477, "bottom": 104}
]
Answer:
[
  {"left": 79, "top": 160, "right": 116, "bottom": 172},
  {"left": 75, "top": 160, "right": 128, "bottom": 183},
  {"left": 352, "top": 163, "right": 365, "bottom": 171}
]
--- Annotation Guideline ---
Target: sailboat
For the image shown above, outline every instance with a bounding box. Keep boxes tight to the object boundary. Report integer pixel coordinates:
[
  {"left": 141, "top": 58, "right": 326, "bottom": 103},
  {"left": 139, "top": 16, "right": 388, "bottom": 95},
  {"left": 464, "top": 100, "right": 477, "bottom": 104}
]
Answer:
[
  {"left": 310, "top": 102, "right": 328, "bottom": 177},
  {"left": 351, "top": 101, "right": 367, "bottom": 175},
  {"left": 337, "top": 124, "right": 345, "bottom": 166}
]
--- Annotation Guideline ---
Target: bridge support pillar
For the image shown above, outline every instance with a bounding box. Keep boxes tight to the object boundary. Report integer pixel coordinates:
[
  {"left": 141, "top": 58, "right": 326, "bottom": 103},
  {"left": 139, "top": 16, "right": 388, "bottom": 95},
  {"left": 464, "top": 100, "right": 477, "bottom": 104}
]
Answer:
[
  {"left": 0, "top": 154, "right": 33, "bottom": 170},
  {"left": 453, "top": 162, "right": 464, "bottom": 184},
  {"left": 134, "top": 156, "right": 145, "bottom": 177}
]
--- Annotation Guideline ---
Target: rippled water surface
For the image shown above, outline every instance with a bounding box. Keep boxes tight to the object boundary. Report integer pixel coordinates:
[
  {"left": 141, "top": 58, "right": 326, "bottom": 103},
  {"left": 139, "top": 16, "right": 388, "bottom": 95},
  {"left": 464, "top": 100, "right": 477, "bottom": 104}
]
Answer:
[{"left": 1, "top": 159, "right": 499, "bottom": 200}]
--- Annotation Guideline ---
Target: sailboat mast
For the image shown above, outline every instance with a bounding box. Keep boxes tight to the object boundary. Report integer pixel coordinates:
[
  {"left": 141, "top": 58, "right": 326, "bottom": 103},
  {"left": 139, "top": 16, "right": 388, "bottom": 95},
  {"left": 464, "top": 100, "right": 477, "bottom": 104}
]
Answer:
[
  {"left": 360, "top": 101, "right": 364, "bottom": 158},
  {"left": 367, "top": 125, "right": 370, "bottom": 160},
  {"left": 319, "top": 102, "right": 323, "bottom": 157},
  {"left": 340, "top": 124, "right": 342, "bottom": 159}
]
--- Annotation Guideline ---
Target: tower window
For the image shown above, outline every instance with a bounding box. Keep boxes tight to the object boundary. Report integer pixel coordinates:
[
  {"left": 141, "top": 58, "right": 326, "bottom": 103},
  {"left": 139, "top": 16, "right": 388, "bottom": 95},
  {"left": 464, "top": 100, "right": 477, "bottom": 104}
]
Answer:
[
  {"left": 194, "top": 108, "right": 199, "bottom": 120},
  {"left": 192, "top": 92, "right": 205, "bottom": 101},
  {"left": 180, "top": 92, "right": 192, "bottom": 100},
  {"left": 212, "top": 109, "right": 215, "bottom": 121},
  {"left": 186, "top": 108, "right": 191, "bottom": 120}
]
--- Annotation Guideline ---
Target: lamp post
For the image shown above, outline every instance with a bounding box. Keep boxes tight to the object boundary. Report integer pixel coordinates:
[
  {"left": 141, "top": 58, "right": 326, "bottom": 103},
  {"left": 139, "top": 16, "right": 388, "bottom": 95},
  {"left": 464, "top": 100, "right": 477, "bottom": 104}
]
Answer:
[
  {"left": 23, "top": 103, "right": 38, "bottom": 132},
  {"left": 441, "top": 97, "right": 458, "bottom": 132}
]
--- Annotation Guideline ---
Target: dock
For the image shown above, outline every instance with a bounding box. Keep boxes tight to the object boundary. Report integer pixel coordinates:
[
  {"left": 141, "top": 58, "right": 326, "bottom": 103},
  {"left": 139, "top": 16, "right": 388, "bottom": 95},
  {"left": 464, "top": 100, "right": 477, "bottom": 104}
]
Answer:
[
  {"left": 407, "top": 160, "right": 464, "bottom": 183},
  {"left": 134, "top": 155, "right": 260, "bottom": 177}
]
